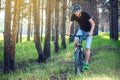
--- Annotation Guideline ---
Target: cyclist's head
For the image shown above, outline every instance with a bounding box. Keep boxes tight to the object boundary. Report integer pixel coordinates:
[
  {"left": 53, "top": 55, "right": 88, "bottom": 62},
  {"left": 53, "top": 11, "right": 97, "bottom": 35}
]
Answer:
[
  {"left": 72, "top": 4, "right": 82, "bottom": 17},
  {"left": 72, "top": 4, "right": 81, "bottom": 12}
]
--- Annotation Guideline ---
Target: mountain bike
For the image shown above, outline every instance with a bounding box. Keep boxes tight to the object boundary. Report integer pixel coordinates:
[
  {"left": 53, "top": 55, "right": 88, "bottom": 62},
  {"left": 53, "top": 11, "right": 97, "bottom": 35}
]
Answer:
[{"left": 71, "top": 34, "right": 88, "bottom": 74}]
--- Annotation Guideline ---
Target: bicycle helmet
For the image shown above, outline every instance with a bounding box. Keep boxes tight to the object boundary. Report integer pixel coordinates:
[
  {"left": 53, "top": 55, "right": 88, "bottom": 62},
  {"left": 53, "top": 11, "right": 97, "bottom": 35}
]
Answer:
[{"left": 72, "top": 4, "right": 81, "bottom": 12}]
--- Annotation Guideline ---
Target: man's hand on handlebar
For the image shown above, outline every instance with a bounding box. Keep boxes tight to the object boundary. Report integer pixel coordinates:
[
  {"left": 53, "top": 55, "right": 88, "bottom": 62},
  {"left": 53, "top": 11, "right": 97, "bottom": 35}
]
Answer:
[
  {"left": 65, "top": 32, "right": 70, "bottom": 36},
  {"left": 89, "top": 32, "right": 93, "bottom": 36}
]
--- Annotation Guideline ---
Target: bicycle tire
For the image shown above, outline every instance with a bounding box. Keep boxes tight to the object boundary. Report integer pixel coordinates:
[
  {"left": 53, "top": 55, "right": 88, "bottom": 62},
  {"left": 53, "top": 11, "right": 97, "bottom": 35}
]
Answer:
[
  {"left": 79, "top": 50, "right": 85, "bottom": 72},
  {"left": 74, "top": 48, "right": 81, "bottom": 74},
  {"left": 74, "top": 48, "right": 85, "bottom": 74}
]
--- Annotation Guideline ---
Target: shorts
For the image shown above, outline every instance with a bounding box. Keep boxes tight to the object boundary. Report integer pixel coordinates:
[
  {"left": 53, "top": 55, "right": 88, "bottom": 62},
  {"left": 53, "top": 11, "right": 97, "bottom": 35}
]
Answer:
[{"left": 75, "top": 28, "right": 92, "bottom": 48}]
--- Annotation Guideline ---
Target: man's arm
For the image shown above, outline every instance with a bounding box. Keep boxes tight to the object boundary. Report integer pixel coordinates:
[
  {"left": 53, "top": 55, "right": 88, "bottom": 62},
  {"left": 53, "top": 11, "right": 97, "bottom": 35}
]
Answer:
[
  {"left": 66, "top": 21, "right": 73, "bottom": 35},
  {"left": 89, "top": 18, "right": 95, "bottom": 36}
]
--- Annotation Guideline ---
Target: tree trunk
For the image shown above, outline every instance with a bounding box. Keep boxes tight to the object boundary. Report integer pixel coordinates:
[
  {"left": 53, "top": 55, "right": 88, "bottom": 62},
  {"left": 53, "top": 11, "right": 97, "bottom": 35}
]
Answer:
[
  {"left": 33, "top": 0, "right": 45, "bottom": 62},
  {"left": 61, "top": 0, "right": 66, "bottom": 49},
  {"left": 44, "top": 0, "right": 51, "bottom": 59},
  {"left": 27, "top": 0, "right": 31, "bottom": 41},
  {"left": 38, "top": 0, "right": 40, "bottom": 39},
  {"left": 16, "top": 0, "right": 21, "bottom": 43},
  {"left": 31, "top": 23, "right": 34, "bottom": 37},
  {"left": 54, "top": 0, "right": 59, "bottom": 52},
  {"left": 40, "top": 0, "right": 44, "bottom": 41},
  {"left": 90, "top": 0, "right": 99, "bottom": 35},
  {"left": 69, "top": 0, "right": 76, "bottom": 43},
  {"left": 69, "top": 25, "right": 75, "bottom": 43},
  {"left": 30, "top": 2, "right": 33, "bottom": 38},
  {"left": 10, "top": 0, "right": 19, "bottom": 71},
  {"left": 51, "top": 19, "right": 55, "bottom": 41},
  {"left": 51, "top": 21, "right": 54, "bottom": 41},
  {"left": 4, "top": 0, "right": 11, "bottom": 73},
  {"left": 51, "top": 0, "right": 55, "bottom": 41},
  {"left": 110, "top": 0, "right": 118, "bottom": 41},
  {"left": 20, "top": 8, "right": 23, "bottom": 42}
]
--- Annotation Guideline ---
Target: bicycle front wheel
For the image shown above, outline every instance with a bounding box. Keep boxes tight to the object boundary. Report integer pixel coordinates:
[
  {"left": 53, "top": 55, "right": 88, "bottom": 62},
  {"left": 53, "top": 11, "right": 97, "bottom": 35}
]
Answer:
[
  {"left": 79, "top": 50, "right": 85, "bottom": 72},
  {"left": 74, "top": 49, "right": 80, "bottom": 74},
  {"left": 74, "top": 49, "right": 84, "bottom": 74}
]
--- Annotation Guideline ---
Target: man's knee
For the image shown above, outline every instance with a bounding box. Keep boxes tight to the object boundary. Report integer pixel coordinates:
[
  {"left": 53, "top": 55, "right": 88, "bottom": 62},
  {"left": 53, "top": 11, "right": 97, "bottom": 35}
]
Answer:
[
  {"left": 86, "top": 48, "right": 90, "bottom": 50},
  {"left": 74, "top": 41, "right": 78, "bottom": 47},
  {"left": 86, "top": 48, "right": 90, "bottom": 54}
]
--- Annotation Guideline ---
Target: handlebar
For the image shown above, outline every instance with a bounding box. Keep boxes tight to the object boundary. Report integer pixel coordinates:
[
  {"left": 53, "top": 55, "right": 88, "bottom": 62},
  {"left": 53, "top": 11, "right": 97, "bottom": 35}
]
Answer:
[
  {"left": 65, "top": 33, "right": 89, "bottom": 40},
  {"left": 70, "top": 34, "right": 89, "bottom": 39}
]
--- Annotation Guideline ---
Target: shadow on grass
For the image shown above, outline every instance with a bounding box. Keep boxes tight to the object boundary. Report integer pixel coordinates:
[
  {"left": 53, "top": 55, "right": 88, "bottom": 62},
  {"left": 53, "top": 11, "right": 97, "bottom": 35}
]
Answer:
[{"left": 0, "top": 58, "right": 44, "bottom": 75}]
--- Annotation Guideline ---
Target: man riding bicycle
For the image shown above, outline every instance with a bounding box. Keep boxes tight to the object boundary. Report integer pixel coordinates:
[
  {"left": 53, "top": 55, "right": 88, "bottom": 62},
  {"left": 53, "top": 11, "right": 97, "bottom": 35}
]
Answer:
[{"left": 66, "top": 4, "right": 95, "bottom": 70}]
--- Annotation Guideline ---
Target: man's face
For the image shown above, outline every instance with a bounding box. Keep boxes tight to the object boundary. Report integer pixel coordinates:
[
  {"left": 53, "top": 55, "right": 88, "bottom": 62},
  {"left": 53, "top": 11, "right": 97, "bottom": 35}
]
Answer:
[{"left": 74, "top": 10, "right": 81, "bottom": 17}]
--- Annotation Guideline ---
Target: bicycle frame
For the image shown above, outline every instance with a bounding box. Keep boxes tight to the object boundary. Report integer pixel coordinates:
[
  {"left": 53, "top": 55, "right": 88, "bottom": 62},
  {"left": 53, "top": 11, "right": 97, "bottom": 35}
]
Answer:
[{"left": 72, "top": 34, "right": 88, "bottom": 74}]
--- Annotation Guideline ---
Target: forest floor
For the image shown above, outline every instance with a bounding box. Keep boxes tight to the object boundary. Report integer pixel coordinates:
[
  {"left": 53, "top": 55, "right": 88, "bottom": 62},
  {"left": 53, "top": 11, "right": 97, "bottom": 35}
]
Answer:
[{"left": 0, "top": 32, "right": 120, "bottom": 80}]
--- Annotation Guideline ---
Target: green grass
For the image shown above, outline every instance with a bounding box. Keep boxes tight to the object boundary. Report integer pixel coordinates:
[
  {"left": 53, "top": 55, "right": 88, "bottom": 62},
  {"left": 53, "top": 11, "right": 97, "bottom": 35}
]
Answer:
[{"left": 0, "top": 32, "right": 120, "bottom": 80}]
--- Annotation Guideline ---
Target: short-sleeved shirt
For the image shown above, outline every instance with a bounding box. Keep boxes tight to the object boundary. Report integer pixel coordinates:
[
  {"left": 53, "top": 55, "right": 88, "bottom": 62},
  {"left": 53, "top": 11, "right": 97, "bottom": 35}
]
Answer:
[{"left": 71, "top": 12, "right": 91, "bottom": 32}]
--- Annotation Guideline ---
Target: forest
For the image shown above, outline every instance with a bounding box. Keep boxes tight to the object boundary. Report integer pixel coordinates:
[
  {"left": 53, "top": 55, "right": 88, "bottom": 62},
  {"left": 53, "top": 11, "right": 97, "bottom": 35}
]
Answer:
[{"left": 0, "top": 0, "right": 120, "bottom": 80}]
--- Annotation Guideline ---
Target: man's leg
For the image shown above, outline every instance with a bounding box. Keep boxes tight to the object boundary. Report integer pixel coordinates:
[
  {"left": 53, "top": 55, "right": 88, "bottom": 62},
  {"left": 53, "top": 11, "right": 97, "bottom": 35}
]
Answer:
[
  {"left": 74, "top": 41, "right": 78, "bottom": 48},
  {"left": 74, "top": 28, "right": 83, "bottom": 48},
  {"left": 84, "top": 35, "right": 92, "bottom": 69},
  {"left": 84, "top": 48, "right": 90, "bottom": 70},
  {"left": 85, "top": 48, "right": 90, "bottom": 63}
]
